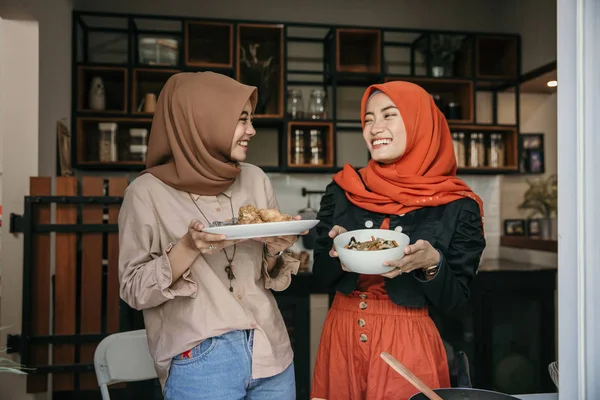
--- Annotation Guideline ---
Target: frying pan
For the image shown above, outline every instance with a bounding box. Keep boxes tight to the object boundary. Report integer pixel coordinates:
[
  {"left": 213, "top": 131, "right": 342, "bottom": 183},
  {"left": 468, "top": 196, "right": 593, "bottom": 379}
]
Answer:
[
  {"left": 409, "top": 388, "right": 521, "bottom": 400},
  {"left": 381, "top": 351, "right": 522, "bottom": 400}
]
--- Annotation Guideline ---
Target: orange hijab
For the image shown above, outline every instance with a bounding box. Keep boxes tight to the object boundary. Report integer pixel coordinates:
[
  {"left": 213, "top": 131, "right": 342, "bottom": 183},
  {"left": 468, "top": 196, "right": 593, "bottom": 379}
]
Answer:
[{"left": 333, "top": 81, "right": 484, "bottom": 221}]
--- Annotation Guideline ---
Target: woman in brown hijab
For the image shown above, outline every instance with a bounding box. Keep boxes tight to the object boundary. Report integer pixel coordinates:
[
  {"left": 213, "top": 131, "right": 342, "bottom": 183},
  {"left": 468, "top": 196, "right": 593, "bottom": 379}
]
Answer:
[{"left": 118, "top": 72, "right": 300, "bottom": 400}]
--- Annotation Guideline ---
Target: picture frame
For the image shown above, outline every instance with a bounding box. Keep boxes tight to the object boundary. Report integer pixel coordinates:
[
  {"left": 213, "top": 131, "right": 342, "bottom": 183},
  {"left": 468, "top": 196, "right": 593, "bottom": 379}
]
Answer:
[
  {"left": 527, "top": 218, "right": 543, "bottom": 237},
  {"left": 519, "top": 133, "right": 545, "bottom": 174},
  {"left": 504, "top": 219, "right": 526, "bottom": 236}
]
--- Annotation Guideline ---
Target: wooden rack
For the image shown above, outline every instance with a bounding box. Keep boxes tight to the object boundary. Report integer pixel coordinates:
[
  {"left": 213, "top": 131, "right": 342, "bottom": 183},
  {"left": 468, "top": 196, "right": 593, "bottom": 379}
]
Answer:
[{"left": 72, "top": 12, "right": 521, "bottom": 175}]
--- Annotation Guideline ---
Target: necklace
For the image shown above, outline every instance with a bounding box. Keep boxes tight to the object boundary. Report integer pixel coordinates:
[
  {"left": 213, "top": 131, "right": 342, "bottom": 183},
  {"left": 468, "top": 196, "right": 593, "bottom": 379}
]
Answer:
[{"left": 188, "top": 193, "right": 237, "bottom": 292}]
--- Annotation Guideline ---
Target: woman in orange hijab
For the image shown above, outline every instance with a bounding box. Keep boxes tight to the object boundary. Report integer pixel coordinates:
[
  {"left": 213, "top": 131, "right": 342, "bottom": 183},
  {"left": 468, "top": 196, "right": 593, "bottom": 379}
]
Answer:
[{"left": 311, "top": 81, "right": 486, "bottom": 400}]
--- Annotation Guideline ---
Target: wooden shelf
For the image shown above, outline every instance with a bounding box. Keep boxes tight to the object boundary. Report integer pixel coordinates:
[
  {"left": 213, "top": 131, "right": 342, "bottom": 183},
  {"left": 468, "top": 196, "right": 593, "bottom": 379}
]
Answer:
[
  {"left": 185, "top": 21, "right": 233, "bottom": 68},
  {"left": 73, "top": 12, "right": 521, "bottom": 175},
  {"left": 287, "top": 121, "right": 334, "bottom": 168},
  {"left": 386, "top": 76, "right": 474, "bottom": 123},
  {"left": 77, "top": 66, "right": 127, "bottom": 113},
  {"left": 411, "top": 33, "right": 473, "bottom": 79},
  {"left": 450, "top": 125, "right": 518, "bottom": 171},
  {"left": 500, "top": 236, "right": 557, "bottom": 253},
  {"left": 237, "top": 24, "right": 284, "bottom": 118},
  {"left": 76, "top": 117, "right": 152, "bottom": 166},
  {"left": 137, "top": 35, "right": 180, "bottom": 67},
  {"left": 132, "top": 68, "right": 179, "bottom": 114},
  {"left": 476, "top": 36, "right": 518, "bottom": 79},
  {"left": 335, "top": 29, "right": 381, "bottom": 74}
]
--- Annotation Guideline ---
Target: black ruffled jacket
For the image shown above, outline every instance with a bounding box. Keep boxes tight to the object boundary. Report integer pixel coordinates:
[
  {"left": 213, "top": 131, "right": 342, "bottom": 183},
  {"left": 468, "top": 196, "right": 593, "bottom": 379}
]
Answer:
[{"left": 312, "top": 181, "right": 486, "bottom": 313}]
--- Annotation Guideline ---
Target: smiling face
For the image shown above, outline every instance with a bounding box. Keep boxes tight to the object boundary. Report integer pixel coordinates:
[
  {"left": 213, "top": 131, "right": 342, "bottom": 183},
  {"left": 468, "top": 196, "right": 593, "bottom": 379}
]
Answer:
[
  {"left": 363, "top": 92, "right": 408, "bottom": 164},
  {"left": 230, "top": 100, "right": 256, "bottom": 162}
]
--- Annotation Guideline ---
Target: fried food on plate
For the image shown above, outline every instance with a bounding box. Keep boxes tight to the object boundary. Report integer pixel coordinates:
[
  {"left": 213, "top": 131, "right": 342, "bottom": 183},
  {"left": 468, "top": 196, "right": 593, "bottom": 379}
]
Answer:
[{"left": 238, "top": 204, "right": 294, "bottom": 224}]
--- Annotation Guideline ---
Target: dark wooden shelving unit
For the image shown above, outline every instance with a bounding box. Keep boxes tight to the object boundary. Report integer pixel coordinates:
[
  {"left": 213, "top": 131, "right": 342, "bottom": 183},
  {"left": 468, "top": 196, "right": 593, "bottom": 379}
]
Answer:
[
  {"left": 450, "top": 124, "right": 519, "bottom": 172},
  {"left": 77, "top": 66, "right": 128, "bottom": 114},
  {"left": 335, "top": 28, "right": 382, "bottom": 73},
  {"left": 185, "top": 21, "right": 233, "bottom": 68},
  {"left": 76, "top": 117, "right": 152, "bottom": 168},
  {"left": 237, "top": 23, "right": 285, "bottom": 118},
  {"left": 287, "top": 121, "right": 335, "bottom": 169},
  {"left": 386, "top": 76, "right": 474, "bottom": 123},
  {"left": 72, "top": 11, "right": 521, "bottom": 174},
  {"left": 132, "top": 68, "right": 179, "bottom": 115},
  {"left": 476, "top": 36, "right": 518, "bottom": 79}
]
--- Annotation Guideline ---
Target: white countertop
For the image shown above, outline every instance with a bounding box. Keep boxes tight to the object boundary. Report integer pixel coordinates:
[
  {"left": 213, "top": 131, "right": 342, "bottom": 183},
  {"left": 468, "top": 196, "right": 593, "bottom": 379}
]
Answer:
[{"left": 515, "top": 394, "right": 558, "bottom": 400}]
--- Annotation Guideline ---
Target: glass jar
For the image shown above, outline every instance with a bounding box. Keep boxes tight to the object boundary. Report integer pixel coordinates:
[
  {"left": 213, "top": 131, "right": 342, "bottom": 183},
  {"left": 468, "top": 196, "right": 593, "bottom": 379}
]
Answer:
[
  {"left": 469, "top": 133, "right": 481, "bottom": 167},
  {"left": 309, "top": 129, "right": 324, "bottom": 165},
  {"left": 287, "top": 89, "right": 305, "bottom": 120},
  {"left": 477, "top": 133, "right": 486, "bottom": 166},
  {"left": 310, "top": 147, "right": 324, "bottom": 165},
  {"left": 129, "top": 128, "right": 148, "bottom": 162},
  {"left": 452, "top": 132, "right": 466, "bottom": 167},
  {"left": 489, "top": 133, "right": 505, "bottom": 167},
  {"left": 98, "top": 122, "right": 118, "bottom": 162},
  {"left": 292, "top": 129, "right": 305, "bottom": 165},
  {"left": 446, "top": 102, "right": 462, "bottom": 120},
  {"left": 309, "top": 128, "right": 322, "bottom": 148},
  {"left": 308, "top": 89, "right": 327, "bottom": 120}
]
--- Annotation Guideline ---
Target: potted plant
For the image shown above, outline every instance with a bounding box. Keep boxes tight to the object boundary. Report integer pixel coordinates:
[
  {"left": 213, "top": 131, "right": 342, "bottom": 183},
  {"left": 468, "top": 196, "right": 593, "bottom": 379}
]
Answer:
[
  {"left": 239, "top": 43, "right": 276, "bottom": 115},
  {"left": 517, "top": 174, "right": 558, "bottom": 239},
  {"left": 1, "top": 327, "right": 32, "bottom": 375},
  {"left": 416, "top": 34, "right": 465, "bottom": 77}
]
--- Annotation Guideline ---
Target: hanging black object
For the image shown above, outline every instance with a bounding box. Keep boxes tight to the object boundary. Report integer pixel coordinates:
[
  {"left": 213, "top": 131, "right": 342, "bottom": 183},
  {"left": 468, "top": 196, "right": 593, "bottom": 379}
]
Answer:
[{"left": 298, "top": 195, "right": 318, "bottom": 249}]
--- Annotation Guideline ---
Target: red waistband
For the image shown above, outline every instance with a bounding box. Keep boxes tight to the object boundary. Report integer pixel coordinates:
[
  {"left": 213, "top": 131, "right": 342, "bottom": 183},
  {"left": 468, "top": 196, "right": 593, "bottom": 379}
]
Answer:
[{"left": 332, "top": 292, "right": 429, "bottom": 317}]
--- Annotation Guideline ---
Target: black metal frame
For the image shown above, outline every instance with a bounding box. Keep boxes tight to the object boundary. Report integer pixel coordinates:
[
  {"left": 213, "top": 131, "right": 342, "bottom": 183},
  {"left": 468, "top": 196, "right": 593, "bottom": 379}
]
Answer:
[
  {"left": 71, "top": 10, "right": 522, "bottom": 176},
  {"left": 8, "top": 195, "right": 140, "bottom": 398}
]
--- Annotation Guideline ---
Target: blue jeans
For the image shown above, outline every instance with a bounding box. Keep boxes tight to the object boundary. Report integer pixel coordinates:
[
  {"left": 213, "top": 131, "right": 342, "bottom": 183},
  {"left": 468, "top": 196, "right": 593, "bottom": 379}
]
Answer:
[{"left": 164, "top": 330, "right": 296, "bottom": 400}]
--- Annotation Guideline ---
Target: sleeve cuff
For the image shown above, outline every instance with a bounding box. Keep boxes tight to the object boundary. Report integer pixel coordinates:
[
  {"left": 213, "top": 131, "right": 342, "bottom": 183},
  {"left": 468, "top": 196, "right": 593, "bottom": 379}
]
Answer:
[
  {"left": 414, "top": 249, "right": 445, "bottom": 284},
  {"left": 155, "top": 249, "right": 198, "bottom": 299},
  {"left": 263, "top": 252, "right": 300, "bottom": 291}
]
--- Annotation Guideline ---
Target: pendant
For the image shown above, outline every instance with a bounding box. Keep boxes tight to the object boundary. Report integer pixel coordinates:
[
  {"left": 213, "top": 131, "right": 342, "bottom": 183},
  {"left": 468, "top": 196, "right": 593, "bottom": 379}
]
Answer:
[{"left": 225, "top": 264, "right": 235, "bottom": 292}]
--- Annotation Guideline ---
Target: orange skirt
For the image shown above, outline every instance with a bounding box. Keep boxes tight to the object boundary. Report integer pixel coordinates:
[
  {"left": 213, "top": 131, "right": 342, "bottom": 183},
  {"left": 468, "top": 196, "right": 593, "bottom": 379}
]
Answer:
[{"left": 311, "top": 292, "right": 450, "bottom": 400}]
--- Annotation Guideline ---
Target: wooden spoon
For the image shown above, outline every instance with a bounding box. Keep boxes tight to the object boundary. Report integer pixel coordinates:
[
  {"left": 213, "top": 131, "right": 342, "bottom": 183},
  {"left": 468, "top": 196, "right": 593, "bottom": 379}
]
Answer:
[{"left": 380, "top": 352, "right": 444, "bottom": 400}]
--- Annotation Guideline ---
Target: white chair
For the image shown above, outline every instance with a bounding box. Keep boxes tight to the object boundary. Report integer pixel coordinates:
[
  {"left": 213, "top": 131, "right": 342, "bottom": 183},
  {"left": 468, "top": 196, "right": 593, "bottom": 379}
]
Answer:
[{"left": 94, "top": 329, "right": 158, "bottom": 400}]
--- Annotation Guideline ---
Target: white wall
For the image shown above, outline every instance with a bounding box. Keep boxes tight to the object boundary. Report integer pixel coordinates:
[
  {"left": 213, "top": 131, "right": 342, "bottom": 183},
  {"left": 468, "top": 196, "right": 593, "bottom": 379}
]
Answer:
[
  {"left": 75, "top": 0, "right": 511, "bottom": 32},
  {"left": 0, "top": 0, "right": 73, "bottom": 177},
  {"left": 501, "top": 93, "right": 557, "bottom": 220},
  {"left": 514, "top": 0, "right": 557, "bottom": 73},
  {"left": 0, "top": 17, "right": 42, "bottom": 400}
]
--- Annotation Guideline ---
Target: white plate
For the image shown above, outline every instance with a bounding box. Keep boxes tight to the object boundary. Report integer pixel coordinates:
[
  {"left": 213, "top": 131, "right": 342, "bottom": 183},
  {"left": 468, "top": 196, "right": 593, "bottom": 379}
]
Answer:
[{"left": 202, "top": 220, "right": 320, "bottom": 240}]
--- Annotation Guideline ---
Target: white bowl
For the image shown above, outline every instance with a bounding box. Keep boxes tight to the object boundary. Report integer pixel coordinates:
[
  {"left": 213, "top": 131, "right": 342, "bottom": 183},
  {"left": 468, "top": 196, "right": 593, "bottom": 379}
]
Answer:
[{"left": 333, "top": 229, "right": 410, "bottom": 275}]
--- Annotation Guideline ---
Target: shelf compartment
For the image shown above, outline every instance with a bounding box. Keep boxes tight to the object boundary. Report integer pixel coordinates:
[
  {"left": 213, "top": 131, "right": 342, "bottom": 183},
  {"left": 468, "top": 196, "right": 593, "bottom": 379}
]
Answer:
[
  {"left": 287, "top": 121, "right": 334, "bottom": 168},
  {"left": 385, "top": 77, "right": 474, "bottom": 123},
  {"left": 476, "top": 36, "right": 518, "bottom": 79},
  {"left": 132, "top": 68, "right": 179, "bottom": 115},
  {"left": 244, "top": 127, "right": 280, "bottom": 168},
  {"left": 335, "top": 29, "right": 381, "bottom": 74},
  {"left": 82, "top": 31, "right": 129, "bottom": 65},
  {"left": 237, "top": 24, "right": 284, "bottom": 118},
  {"left": 185, "top": 21, "right": 233, "bottom": 68},
  {"left": 411, "top": 33, "right": 473, "bottom": 78},
  {"left": 77, "top": 66, "right": 127, "bottom": 113},
  {"left": 450, "top": 124, "right": 518, "bottom": 173},
  {"left": 137, "top": 35, "right": 180, "bottom": 67},
  {"left": 76, "top": 117, "right": 152, "bottom": 166}
]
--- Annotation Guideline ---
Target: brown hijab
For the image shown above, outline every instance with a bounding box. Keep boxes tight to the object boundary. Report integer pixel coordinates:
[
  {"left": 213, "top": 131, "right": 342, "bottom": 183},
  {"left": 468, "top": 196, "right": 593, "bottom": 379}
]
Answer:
[{"left": 143, "top": 72, "right": 257, "bottom": 196}]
